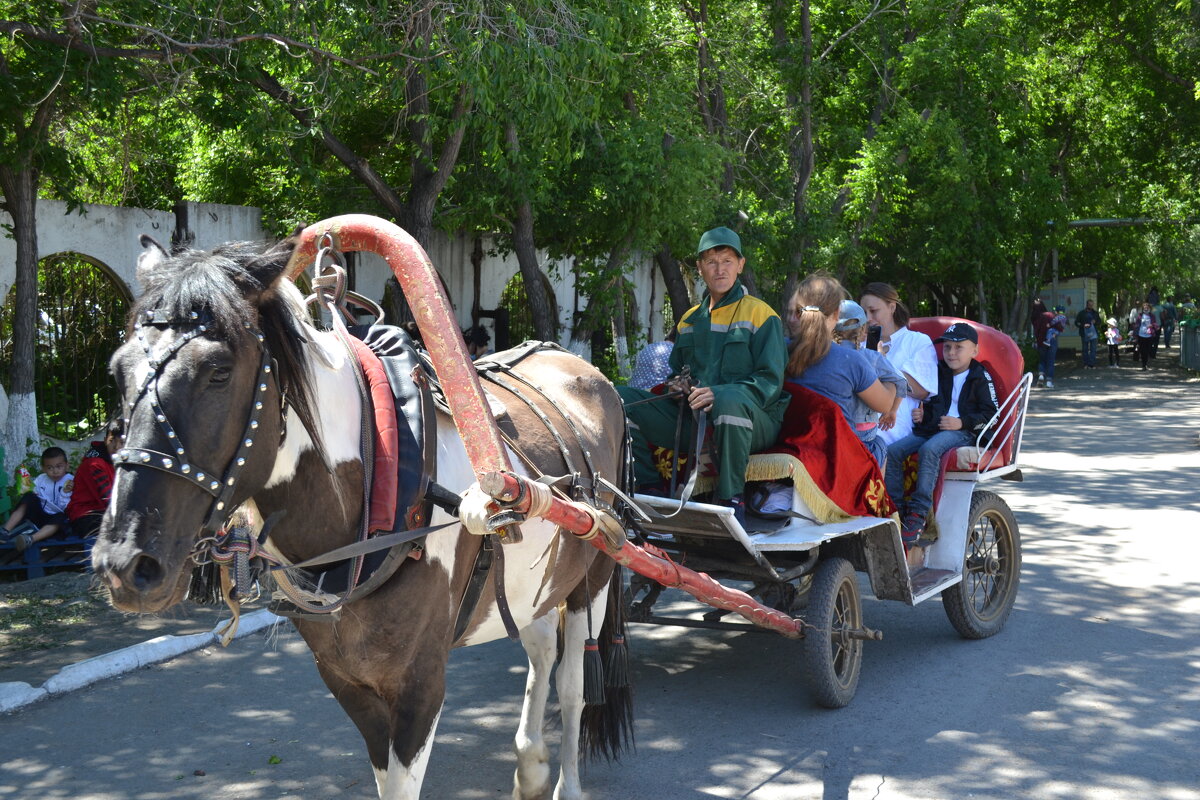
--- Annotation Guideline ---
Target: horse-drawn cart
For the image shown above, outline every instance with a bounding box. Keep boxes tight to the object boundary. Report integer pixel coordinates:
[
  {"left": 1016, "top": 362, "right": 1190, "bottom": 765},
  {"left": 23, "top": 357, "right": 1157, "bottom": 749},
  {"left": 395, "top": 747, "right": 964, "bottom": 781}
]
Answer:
[
  {"left": 94, "top": 213, "right": 1030, "bottom": 799},
  {"left": 616, "top": 315, "right": 1031, "bottom": 707},
  {"left": 286, "top": 215, "right": 1029, "bottom": 708},
  {"left": 287, "top": 216, "right": 1029, "bottom": 707}
]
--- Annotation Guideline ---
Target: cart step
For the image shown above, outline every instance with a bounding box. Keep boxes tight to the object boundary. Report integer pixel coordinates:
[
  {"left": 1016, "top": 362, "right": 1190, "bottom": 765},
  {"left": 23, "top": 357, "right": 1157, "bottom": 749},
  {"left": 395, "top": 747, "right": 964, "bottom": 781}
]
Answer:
[{"left": 908, "top": 567, "right": 959, "bottom": 601}]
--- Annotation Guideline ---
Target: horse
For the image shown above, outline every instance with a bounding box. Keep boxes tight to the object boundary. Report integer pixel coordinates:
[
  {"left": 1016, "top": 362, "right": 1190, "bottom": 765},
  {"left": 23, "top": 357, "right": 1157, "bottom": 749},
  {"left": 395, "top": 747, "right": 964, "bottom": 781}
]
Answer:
[{"left": 90, "top": 232, "right": 632, "bottom": 800}]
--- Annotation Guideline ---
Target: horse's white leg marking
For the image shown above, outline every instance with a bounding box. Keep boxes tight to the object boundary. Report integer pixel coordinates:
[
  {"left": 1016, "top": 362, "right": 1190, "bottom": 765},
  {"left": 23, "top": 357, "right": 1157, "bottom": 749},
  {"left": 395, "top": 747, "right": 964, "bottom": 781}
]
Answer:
[
  {"left": 555, "top": 585, "right": 609, "bottom": 800},
  {"left": 512, "top": 609, "right": 560, "bottom": 800},
  {"left": 264, "top": 328, "right": 362, "bottom": 489},
  {"left": 373, "top": 707, "right": 443, "bottom": 800}
]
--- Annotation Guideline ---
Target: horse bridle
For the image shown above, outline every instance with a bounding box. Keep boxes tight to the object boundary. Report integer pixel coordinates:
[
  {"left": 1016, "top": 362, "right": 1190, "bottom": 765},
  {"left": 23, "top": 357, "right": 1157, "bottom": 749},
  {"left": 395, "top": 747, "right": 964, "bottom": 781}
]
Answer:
[{"left": 111, "top": 309, "right": 279, "bottom": 539}]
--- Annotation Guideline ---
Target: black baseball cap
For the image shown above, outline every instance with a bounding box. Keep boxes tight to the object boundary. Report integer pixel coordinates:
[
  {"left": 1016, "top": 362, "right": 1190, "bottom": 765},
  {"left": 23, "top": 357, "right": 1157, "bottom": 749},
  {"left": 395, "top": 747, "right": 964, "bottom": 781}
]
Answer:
[{"left": 935, "top": 322, "right": 978, "bottom": 344}]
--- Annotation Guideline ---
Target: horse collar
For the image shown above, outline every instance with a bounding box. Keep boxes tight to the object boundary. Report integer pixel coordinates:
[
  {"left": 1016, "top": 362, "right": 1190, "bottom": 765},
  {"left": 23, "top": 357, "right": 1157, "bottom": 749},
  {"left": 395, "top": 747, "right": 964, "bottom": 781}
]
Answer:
[{"left": 113, "top": 312, "right": 277, "bottom": 537}]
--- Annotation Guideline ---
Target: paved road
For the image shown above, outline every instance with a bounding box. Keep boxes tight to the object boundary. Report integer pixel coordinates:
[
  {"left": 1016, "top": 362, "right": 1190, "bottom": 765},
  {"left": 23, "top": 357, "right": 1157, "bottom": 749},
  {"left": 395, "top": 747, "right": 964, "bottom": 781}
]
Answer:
[{"left": 3, "top": 362, "right": 1199, "bottom": 799}]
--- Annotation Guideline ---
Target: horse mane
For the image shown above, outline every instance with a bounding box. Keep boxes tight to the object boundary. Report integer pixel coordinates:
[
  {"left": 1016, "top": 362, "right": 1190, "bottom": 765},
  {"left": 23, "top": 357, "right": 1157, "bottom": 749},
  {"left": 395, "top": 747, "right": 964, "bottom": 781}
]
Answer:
[{"left": 130, "top": 239, "right": 327, "bottom": 465}]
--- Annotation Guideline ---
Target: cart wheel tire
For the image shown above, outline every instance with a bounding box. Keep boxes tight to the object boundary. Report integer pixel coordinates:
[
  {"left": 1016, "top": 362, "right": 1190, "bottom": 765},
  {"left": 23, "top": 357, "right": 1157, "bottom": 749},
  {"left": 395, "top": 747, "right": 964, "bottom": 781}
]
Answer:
[
  {"left": 941, "top": 490, "right": 1021, "bottom": 640},
  {"left": 802, "top": 557, "right": 863, "bottom": 709}
]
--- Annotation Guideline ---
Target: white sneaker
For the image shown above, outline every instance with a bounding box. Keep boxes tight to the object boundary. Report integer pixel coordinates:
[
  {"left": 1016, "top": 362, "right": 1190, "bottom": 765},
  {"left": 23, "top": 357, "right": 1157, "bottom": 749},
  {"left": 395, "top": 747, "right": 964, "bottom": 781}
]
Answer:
[
  {"left": 1045, "top": 379, "right": 1054, "bottom": 388},
  {"left": 1036, "top": 372, "right": 1044, "bottom": 385}
]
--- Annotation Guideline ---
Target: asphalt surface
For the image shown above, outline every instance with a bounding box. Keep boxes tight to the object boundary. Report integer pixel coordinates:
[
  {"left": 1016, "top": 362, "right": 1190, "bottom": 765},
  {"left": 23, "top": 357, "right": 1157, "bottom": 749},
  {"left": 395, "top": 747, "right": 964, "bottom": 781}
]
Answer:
[{"left": 1, "top": 352, "right": 1198, "bottom": 799}]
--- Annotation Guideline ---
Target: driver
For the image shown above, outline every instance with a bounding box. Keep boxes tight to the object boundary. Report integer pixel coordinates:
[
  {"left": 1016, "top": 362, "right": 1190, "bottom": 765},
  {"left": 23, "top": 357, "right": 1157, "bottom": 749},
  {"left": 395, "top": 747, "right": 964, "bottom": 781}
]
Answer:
[{"left": 617, "top": 226, "right": 788, "bottom": 522}]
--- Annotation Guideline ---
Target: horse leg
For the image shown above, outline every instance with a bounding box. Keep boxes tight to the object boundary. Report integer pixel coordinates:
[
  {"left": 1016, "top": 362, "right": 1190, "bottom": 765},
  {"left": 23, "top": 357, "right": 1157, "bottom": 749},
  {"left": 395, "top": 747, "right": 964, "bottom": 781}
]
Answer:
[
  {"left": 314, "top": 662, "right": 393, "bottom": 787},
  {"left": 314, "top": 659, "right": 445, "bottom": 800},
  {"left": 554, "top": 580, "right": 610, "bottom": 800},
  {"left": 512, "top": 607, "right": 561, "bottom": 800}
]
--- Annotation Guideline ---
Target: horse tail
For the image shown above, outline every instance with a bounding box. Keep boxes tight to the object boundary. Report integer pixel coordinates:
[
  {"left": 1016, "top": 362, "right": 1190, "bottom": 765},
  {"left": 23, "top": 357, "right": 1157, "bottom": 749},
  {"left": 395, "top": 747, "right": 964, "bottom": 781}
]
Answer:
[{"left": 581, "top": 566, "right": 635, "bottom": 762}]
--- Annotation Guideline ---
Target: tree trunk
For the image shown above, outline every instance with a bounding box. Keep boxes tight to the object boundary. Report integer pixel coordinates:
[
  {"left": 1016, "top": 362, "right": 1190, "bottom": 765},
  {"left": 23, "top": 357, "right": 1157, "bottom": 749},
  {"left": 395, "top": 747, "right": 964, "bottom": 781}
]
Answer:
[
  {"left": 654, "top": 245, "right": 694, "bottom": 323},
  {"left": 772, "top": 0, "right": 814, "bottom": 277},
  {"left": 506, "top": 124, "right": 557, "bottom": 342},
  {"left": 685, "top": 0, "right": 736, "bottom": 193},
  {"left": 603, "top": 240, "right": 634, "bottom": 380},
  {"left": 0, "top": 163, "right": 41, "bottom": 471}
]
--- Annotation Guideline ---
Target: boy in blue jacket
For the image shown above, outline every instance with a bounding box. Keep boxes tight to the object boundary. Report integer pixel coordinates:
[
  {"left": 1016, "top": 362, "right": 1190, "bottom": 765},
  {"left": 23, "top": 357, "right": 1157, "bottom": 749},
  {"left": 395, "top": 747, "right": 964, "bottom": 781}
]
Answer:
[{"left": 885, "top": 322, "right": 999, "bottom": 545}]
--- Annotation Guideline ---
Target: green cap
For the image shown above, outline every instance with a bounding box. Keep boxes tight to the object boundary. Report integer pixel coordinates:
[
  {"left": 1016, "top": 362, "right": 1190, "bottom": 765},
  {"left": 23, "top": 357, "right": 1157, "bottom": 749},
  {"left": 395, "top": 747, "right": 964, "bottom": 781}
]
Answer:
[{"left": 697, "top": 226, "right": 743, "bottom": 258}]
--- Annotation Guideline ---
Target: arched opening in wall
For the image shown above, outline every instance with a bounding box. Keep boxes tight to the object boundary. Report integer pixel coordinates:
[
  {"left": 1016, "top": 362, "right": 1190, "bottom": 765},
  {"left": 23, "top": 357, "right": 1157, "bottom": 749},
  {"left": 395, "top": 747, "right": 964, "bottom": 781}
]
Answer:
[
  {"left": 0, "top": 253, "right": 130, "bottom": 440},
  {"left": 499, "top": 270, "right": 559, "bottom": 345}
]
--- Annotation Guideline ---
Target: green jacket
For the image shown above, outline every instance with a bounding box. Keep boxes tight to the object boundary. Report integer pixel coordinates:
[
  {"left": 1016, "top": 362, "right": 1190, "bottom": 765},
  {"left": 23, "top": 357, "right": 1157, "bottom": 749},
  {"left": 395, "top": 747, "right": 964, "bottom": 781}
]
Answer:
[{"left": 670, "top": 280, "right": 789, "bottom": 421}]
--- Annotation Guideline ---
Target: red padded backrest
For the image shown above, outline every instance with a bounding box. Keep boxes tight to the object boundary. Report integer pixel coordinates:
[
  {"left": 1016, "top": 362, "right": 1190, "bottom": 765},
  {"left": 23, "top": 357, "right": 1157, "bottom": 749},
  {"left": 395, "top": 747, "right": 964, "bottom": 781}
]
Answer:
[{"left": 906, "top": 317, "right": 1024, "bottom": 469}]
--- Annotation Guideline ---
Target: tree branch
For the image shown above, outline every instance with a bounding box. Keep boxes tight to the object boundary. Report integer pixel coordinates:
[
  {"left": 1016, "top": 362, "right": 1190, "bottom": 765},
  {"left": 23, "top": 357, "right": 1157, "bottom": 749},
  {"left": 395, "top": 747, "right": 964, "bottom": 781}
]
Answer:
[{"left": 248, "top": 68, "right": 408, "bottom": 220}]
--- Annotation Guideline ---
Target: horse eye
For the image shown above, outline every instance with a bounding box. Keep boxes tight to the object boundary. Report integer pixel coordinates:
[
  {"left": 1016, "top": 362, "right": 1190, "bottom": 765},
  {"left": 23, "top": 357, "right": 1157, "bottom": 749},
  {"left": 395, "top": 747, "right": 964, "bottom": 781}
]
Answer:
[{"left": 210, "top": 366, "right": 232, "bottom": 385}]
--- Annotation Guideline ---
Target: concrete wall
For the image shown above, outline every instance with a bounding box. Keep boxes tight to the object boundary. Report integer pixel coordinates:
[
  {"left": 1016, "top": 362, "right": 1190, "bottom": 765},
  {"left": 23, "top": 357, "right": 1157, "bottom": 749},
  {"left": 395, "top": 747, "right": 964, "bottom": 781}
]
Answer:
[
  {"left": 2, "top": 201, "right": 667, "bottom": 460},
  {"left": 0, "top": 200, "right": 265, "bottom": 302}
]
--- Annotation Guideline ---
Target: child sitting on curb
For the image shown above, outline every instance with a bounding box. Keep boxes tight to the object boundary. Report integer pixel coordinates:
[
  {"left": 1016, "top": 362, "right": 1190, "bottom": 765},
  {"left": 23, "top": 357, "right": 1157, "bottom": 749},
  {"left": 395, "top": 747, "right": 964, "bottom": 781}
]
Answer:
[
  {"left": 832, "top": 300, "right": 908, "bottom": 468},
  {"left": 884, "top": 322, "right": 999, "bottom": 546}
]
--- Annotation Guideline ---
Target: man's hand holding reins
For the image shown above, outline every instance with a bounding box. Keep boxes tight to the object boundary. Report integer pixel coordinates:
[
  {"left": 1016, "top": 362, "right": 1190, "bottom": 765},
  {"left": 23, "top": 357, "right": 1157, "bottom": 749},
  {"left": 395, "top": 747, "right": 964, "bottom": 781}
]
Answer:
[{"left": 688, "top": 385, "right": 715, "bottom": 411}]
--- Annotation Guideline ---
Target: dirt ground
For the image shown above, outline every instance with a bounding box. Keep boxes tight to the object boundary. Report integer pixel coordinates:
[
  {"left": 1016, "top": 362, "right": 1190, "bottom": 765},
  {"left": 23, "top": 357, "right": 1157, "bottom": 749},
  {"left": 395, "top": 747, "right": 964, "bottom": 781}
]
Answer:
[{"left": 0, "top": 570, "right": 265, "bottom": 688}]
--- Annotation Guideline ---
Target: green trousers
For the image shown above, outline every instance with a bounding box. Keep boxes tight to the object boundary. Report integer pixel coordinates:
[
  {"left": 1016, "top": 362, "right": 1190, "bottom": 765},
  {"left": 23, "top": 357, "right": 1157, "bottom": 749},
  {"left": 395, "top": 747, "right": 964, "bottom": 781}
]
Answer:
[{"left": 616, "top": 385, "right": 781, "bottom": 501}]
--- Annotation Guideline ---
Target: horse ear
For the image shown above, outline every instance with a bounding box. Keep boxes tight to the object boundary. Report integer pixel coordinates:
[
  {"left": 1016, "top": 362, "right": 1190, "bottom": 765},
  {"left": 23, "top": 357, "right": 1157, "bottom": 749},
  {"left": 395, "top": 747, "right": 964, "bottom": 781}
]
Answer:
[{"left": 136, "top": 235, "right": 170, "bottom": 285}]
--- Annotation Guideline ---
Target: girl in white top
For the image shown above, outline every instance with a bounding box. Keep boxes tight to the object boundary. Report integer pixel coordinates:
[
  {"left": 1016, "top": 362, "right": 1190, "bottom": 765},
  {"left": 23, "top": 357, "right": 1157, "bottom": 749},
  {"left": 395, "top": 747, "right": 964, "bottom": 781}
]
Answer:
[{"left": 860, "top": 282, "right": 939, "bottom": 445}]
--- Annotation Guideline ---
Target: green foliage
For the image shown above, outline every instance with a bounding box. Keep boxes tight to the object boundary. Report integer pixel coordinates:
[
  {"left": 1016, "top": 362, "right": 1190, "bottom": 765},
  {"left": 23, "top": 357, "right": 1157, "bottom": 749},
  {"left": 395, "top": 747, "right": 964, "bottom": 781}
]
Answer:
[{"left": 1, "top": 0, "right": 1198, "bottom": 345}]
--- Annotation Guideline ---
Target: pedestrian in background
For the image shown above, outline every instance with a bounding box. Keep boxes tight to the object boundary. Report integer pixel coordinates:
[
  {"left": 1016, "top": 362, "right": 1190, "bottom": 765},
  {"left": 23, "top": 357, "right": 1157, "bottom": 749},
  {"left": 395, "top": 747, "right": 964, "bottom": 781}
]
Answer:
[
  {"left": 1134, "top": 301, "right": 1158, "bottom": 370},
  {"left": 1104, "top": 318, "right": 1123, "bottom": 367},
  {"left": 1074, "top": 299, "right": 1102, "bottom": 369},
  {"left": 1161, "top": 297, "right": 1177, "bottom": 349},
  {"left": 1032, "top": 299, "right": 1053, "bottom": 386}
]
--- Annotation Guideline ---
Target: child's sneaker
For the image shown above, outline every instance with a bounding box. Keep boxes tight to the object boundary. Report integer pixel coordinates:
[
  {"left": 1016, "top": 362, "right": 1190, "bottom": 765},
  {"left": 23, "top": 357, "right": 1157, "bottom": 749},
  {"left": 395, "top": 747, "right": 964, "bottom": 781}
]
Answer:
[
  {"left": 900, "top": 510, "right": 927, "bottom": 544},
  {"left": 1044, "top": 379, "right": 1054, "bottom": 388},
  {"left": 1, "top": 520, "right": 37, "bottom": 542}
]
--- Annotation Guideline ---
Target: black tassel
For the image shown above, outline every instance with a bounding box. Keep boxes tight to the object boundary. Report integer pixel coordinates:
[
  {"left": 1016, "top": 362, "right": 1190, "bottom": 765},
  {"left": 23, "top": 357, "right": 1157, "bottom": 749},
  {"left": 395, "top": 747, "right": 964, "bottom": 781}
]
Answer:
[
  {"left": 605, "top": 634, "right": 630, "bottom": 689},
  {"left": 583, "top": 637, "right": 606, "bottom": 706},
  {"left": 187, "top": 562, "right": 223, "bottom": 606}
]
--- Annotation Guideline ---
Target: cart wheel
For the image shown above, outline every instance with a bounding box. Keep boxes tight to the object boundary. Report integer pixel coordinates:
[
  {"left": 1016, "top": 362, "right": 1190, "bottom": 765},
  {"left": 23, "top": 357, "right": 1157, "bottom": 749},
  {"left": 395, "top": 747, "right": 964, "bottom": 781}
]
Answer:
[
  {"left": 941, "top": 490, "right": 1021, "bottom": 639},
  {"left": 802, "top": 557, "right": 862, "bottom": 709}
]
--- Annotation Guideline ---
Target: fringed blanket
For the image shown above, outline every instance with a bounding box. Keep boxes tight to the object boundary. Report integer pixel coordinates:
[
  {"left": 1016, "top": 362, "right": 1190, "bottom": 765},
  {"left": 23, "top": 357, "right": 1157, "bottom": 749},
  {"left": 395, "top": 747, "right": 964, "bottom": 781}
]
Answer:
[{"left": 763, "top": 384, "right": 896, "bottom": 520}]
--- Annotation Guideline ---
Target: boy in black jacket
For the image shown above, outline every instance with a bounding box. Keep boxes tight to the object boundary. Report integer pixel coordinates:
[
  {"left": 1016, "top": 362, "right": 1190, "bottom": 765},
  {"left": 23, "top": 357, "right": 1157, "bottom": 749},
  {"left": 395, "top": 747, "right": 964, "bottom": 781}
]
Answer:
[{"left": 884, "top": 322, "right": 999, "bottom": 544}]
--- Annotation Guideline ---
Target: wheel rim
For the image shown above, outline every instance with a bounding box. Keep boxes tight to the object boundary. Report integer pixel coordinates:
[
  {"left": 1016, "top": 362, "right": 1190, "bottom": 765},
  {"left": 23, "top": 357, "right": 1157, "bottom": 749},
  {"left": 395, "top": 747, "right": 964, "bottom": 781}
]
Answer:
[
  {"left": 963, "top": 508, "right": 1016, "bottom": 622},
  {"left": 830, "top": 577, "right": 862, "bottom": 687}
]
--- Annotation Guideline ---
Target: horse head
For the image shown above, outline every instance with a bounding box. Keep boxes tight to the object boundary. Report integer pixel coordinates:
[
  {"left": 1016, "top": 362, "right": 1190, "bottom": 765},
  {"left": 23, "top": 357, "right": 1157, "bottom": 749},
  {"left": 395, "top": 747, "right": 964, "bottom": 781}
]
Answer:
[{"left": 93, "top": 234, "right": 322, "bottom": 612}]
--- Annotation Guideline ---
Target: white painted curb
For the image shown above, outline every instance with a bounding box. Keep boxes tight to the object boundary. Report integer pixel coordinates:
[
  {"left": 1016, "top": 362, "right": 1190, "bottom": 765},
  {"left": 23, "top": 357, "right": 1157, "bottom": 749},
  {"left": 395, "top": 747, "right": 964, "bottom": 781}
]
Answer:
[{"left": 0, "top": 608, "right": 283, "bottom": 714}]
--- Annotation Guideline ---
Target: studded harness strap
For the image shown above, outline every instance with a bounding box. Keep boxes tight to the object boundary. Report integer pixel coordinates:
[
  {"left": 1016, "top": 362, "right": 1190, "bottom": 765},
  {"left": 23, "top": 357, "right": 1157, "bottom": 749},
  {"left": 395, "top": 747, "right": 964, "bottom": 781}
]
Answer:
[{"left": 111, "top": 309, "right": 277, "bottom": 540}]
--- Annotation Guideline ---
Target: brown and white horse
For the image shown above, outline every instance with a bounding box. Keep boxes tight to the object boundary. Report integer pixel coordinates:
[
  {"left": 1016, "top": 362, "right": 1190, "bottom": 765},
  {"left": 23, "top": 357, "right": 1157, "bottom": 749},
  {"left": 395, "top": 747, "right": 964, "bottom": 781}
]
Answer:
[{"left": 91, "top": 233, "right": 631, "bottom": 799}]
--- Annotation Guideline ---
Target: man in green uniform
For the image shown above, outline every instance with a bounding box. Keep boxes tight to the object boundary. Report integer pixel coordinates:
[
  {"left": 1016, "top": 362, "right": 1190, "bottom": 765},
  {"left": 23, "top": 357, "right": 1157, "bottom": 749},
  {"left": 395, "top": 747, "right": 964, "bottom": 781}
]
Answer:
[{"left": 617, "top": 227, "right": 789, "bottom": 519}]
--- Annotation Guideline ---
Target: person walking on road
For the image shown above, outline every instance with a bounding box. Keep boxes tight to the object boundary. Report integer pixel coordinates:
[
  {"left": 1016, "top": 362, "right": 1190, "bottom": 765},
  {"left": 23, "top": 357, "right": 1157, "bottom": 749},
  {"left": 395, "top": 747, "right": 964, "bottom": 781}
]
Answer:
[
  {"left": 1032, "top": 299, "right": 1054, "bottom": 387},
  {"left": 1105, "top": 318, "right": 1123, "bottom": 367},
  {"left": 1075, "top": 299, "right": 1102, "bottom": 369},
  {"left": 1134, "top": 301, "right": 1159, "bottom": 370},
  {"left": 1161, "top": 297, "right": 1177, "bottom": 349}
]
